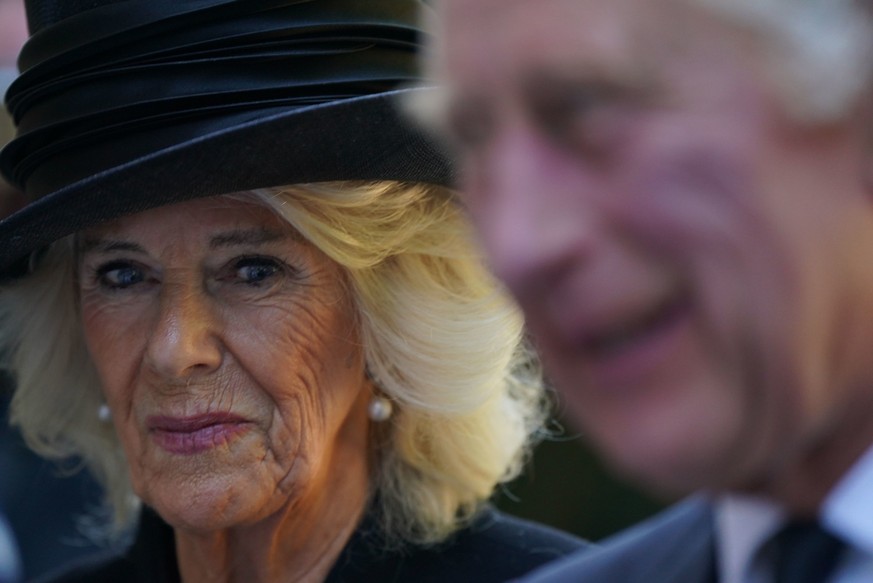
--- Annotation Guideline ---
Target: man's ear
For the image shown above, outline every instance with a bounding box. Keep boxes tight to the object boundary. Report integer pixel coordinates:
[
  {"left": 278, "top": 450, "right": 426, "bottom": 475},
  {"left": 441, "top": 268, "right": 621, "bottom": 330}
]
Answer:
[{"left": 861, "top": 91, "right": 873, "bottom": 195}]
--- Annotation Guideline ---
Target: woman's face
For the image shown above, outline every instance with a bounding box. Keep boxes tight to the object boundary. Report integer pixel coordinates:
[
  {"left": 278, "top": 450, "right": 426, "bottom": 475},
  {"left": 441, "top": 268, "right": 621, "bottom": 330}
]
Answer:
[{"left": 78, "top": 196, "right": 371, "bottom": 532}]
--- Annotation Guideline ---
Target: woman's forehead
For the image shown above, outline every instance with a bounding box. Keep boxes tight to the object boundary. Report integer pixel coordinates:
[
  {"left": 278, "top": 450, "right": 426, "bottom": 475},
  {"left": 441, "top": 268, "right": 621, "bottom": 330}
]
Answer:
[{"left": 79, "top": 196, "right": 290, "bottom": 243}]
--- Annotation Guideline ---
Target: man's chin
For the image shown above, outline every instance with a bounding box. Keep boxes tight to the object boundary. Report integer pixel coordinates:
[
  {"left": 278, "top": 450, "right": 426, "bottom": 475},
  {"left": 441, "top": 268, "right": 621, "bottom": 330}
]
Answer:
[{"left": 597, "top": 435, "right": 744, "bottom": 501}]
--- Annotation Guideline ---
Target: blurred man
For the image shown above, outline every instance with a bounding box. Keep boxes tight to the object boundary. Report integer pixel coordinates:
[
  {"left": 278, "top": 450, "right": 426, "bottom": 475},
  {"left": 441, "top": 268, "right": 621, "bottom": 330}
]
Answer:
[
  {"left": 0, "top": 513, "right": 19, "bottom": 583},
  {"left": 419, "top": 0, "right": 873, "bottom": 580}
]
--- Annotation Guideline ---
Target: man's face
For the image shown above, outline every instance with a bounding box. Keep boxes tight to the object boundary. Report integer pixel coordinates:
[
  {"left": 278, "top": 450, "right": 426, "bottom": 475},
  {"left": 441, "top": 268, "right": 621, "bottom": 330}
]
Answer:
[{"left": 432, "top": 0, "right": 873, "bottom": 496}]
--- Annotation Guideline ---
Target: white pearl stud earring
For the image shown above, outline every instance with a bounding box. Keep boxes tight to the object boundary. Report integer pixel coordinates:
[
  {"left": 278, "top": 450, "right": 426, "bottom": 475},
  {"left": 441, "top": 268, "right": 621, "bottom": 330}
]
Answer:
[
  {"left": 98, "top": 403, "right": 112, "bottom": 423},
  {"left": 368, "top": 396, "right": 393, "bottom": 422}
]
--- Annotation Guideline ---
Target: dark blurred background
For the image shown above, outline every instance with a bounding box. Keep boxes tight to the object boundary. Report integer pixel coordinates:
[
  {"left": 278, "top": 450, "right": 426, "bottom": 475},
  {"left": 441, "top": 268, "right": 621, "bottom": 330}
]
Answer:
[
  {"left": 0, "top": 379, "right": 111, "bottom": 581},
  {"left": 493, "top": 412, "right": 664, "bottom": 541},
  {"left": 0, "top": 0, "right": 663, "bottom": 579}
]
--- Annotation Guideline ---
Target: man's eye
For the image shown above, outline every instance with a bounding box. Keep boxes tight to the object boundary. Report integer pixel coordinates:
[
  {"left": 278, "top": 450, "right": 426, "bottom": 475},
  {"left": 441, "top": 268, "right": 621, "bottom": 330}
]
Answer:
[
  {"left": 233, "top": 257, "right": 282, "bottom": 286},
  {"left": 96, "top": 261, "right": 146, "bottom": 290},
  {"left": 448, "top": 101, "right": 495, "bottom": 152},
  {"left": 529, "top": 81, "right": 608, "bottom": 142}
]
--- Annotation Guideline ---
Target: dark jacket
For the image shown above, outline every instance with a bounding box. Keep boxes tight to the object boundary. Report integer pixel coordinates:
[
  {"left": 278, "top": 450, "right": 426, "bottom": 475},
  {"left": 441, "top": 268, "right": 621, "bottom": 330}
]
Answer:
[
  {"left": 518, "top": 497, "right": 716, "bottom": 583},
  {"left": 35, "top": 506, "right": 586, "bottom": 583}
]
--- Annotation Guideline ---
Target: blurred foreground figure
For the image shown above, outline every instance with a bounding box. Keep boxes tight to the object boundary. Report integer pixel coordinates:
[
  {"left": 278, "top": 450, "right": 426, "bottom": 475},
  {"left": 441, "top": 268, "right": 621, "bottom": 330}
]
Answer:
[
  {"left": 0, "top": 513, "right": 20, "bottom": 583},
  {"left": 421, "top": 0, "right": 873, "bottom": 581},
  {"left": 0, "top": 0, "right": 26, "bottom": 215}
]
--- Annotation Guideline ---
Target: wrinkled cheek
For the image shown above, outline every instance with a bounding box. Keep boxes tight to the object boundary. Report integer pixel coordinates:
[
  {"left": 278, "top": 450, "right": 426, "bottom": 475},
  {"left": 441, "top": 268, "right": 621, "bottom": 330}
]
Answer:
[
  {"left": 117, "top": 425, "right": 154, "bottom": 500},
  {"left": 80, "top": 310, "right": 111, "bottom": 375},
  {"left": 679, "top": 261, "right": 803, "bottom": 487},
  {"left": 267, "top": 393, "right": 312, "bottom": 464},
  {"left": 80, "top": 303, "right": 141, "bottom": 395},
  {"left": 618, "top": 140, "right": 789, "bottom": 369},
  {"left": 620, "top": 143, "right": 753, "bottom": 251}
]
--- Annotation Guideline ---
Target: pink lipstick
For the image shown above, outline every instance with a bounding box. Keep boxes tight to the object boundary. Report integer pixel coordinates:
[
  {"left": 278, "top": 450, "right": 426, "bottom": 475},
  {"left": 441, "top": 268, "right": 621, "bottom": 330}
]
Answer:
[{"left": 147, "top": 413, "right": 251, "bottom": 455}]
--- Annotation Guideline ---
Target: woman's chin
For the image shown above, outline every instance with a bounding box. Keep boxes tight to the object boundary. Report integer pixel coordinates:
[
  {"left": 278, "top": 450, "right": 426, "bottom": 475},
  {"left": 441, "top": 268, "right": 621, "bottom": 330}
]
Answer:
[{"left": 140, "top": 475, "right": 281, "bottom": 533}]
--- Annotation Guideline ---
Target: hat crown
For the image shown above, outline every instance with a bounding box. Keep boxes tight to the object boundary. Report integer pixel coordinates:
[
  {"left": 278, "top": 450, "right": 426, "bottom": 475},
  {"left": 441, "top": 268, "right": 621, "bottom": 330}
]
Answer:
[
  {"left": 25, "top": 0, "right": 129, "bottom": 35},
  {"left": 0, "top": 0, "right": 451, "bottom": 280},
  {"left": 3, "top": 0, "right": 431, "bottom": 194}
]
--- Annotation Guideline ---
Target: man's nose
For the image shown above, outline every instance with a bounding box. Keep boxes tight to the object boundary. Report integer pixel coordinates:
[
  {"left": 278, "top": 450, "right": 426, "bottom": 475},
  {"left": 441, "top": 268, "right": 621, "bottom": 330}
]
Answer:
[
  {"left": 467, "top": 124, "right": 601, "bottom": 302},
  {"left": 144, "top": 283, "right": 222, "bottom": 381}
]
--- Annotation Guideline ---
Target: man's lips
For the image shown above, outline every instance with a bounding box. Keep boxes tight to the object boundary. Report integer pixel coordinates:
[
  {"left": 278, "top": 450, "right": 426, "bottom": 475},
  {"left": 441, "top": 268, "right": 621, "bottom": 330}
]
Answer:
[
  {"left": 582, "top": 293, "right": 687, "bottom": 358},
  {"left": 544, "top": 289, "right": 692, "bottom": 388},
  {"left": 147, "top": 413, "right": 252, "bottom": 455}
]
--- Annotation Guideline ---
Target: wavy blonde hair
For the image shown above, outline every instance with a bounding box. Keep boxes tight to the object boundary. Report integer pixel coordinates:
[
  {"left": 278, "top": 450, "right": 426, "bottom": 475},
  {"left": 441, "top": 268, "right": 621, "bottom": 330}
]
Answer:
[{"left": 0, "top": 181, "right": 546, "bottom": 546}]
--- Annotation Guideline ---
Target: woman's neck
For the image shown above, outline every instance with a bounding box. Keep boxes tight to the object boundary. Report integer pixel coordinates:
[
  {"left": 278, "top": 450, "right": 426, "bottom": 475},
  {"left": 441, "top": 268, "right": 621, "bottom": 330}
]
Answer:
[{"left": 175, "top": 497, "right": 368, "bottom": 583}]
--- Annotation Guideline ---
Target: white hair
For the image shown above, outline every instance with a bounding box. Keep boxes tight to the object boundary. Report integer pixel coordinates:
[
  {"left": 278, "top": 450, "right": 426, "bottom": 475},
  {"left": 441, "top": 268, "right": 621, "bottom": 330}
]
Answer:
[
  {"left": 0, "top": 181, "right": 547, "bottom": 547},
  {"left": 416, "top": 0, "right": 873, "bottom": 128},
  {"left": 687, "top": 0, "right": 873, "bottom": 123}
]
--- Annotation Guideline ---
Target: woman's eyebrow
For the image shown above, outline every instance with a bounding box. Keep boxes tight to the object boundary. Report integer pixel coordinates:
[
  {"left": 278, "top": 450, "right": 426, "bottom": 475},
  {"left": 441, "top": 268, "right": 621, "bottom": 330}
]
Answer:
[
  {"left": 78, "top": 228, "right": 291, "bottom": 255},
  {"left": 209, "top": 227, "right": 289, "bottom": 249},
  {"left": 78, "top": 239, "right": 146, "bottom": 255}
]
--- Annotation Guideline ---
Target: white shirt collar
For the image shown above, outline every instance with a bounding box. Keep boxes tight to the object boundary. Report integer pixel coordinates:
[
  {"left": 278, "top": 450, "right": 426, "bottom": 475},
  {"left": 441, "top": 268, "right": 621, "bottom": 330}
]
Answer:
[
  {"left": 715, "top": 494, "right": 783, "bottom": 583},
  {"left": 715, "top": 443, "right": 873, "bottom": 583},
  {"left": 0, "top": 514, "right": 20, "bottom": 583},
  {"left": 822, "top": 443, "right": 873, "bottom": 555}
]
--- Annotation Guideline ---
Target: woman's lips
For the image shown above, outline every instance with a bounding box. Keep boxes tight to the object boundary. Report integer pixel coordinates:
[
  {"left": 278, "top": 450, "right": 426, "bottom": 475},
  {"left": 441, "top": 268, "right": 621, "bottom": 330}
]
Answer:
[{"left": 147, "top": 413, "right": 252, "bottom": 455}]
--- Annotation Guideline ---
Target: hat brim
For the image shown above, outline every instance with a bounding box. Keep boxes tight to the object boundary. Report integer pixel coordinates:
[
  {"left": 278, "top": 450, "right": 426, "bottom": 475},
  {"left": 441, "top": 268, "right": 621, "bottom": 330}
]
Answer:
[{"left": 0, "top": 86, "right": 454, "bottom": 279}]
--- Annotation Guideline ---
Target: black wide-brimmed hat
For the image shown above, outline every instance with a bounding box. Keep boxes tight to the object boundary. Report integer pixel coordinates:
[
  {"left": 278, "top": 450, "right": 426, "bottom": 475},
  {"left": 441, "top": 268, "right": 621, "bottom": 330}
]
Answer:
[{"left": 0, "top": 0, "right": 451, "bottom": 279}]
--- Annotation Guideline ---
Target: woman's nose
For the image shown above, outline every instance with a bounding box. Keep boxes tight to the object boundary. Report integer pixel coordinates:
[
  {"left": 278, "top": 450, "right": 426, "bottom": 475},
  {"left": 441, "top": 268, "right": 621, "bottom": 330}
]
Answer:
[{"left": 144, "top": 283, "right": 222, "bottom": 381}]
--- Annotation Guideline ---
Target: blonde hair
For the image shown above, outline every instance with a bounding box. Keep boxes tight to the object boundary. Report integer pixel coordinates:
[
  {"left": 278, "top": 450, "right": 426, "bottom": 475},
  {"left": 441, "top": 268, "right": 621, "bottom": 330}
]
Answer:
[{"left": 0, "top": 181, "right": 547, "bottom": 546}]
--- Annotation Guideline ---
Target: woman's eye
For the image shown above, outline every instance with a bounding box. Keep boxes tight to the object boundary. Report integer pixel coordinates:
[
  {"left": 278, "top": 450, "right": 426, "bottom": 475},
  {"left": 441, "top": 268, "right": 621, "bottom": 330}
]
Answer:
[
  {"left": 233, "top": 257, "right": 283, "bottom": 286},
  {"left": 95, "top": 261, "right": 146, "bottom": 290}
]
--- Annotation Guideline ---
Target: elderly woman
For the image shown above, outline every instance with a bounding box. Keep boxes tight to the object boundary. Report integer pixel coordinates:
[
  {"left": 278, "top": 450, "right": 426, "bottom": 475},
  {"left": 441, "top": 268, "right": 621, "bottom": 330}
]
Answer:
[{"left": 0, "top": 0, "right": 584, "bottom": 582}]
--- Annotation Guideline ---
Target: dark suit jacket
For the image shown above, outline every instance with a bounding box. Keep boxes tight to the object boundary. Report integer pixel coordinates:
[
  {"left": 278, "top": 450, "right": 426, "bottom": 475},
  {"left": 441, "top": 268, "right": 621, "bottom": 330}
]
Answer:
[
  {"left": 36, "top": 505, "right": 587, "bottom": 583},
  {"left": 518, "top": 497, "right": 716, "bottom": 583}
]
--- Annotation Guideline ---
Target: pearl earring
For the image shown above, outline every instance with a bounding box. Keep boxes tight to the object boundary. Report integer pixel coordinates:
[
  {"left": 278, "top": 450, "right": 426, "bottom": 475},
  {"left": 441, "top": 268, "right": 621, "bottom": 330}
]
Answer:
[
  {"left": 98, "top": 403, "right": 112, "bottom": 423},
  {"left": 368, "top": 396, "right": 393, "bottom": 422}
]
